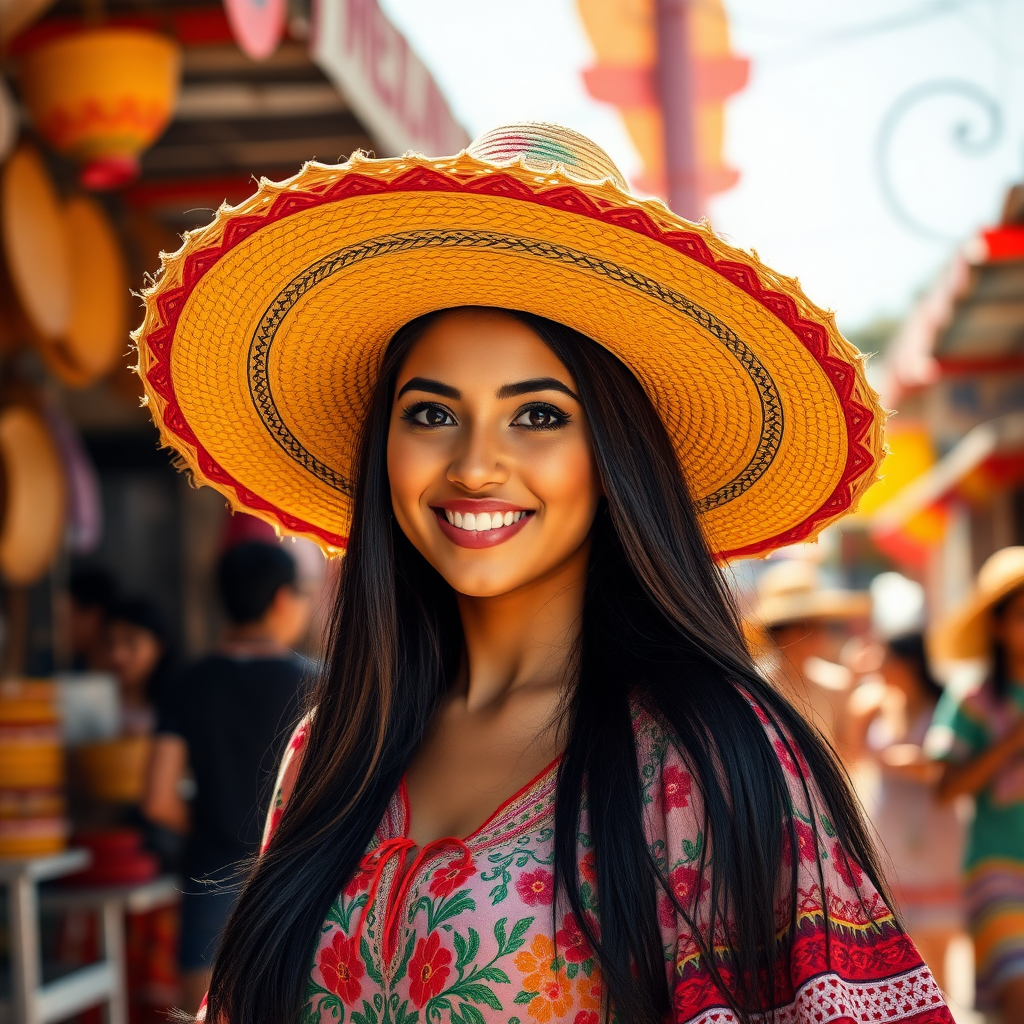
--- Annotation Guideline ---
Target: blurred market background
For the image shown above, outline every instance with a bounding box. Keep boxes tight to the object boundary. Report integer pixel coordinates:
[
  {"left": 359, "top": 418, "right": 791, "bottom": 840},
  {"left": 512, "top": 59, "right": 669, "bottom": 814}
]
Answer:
[{"left": 0, "top": 0, "right": 1021, "bottom": 1021}]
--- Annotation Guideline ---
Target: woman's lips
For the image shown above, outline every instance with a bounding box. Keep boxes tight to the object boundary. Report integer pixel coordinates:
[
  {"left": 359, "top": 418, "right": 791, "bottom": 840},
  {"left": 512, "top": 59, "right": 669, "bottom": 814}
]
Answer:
[{"left": 432, "top": 507, "right": 534, "bottom": 549}]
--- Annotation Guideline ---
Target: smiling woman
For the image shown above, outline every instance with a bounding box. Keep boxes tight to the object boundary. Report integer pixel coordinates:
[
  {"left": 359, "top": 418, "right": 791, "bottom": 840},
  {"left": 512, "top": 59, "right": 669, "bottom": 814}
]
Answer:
[{"left": 132, "top": 124, "right": 952, "bottom": 1024}]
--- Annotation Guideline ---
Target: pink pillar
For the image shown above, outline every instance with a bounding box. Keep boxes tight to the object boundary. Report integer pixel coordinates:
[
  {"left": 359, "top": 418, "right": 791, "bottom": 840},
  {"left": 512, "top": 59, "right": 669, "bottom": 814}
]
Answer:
[{"left": 655, "top": 0, "right": 700, "bottom": 219}]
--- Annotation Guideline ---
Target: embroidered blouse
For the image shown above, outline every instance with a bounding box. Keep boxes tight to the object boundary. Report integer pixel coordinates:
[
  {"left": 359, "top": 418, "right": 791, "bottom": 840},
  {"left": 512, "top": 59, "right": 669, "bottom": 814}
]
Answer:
[{"left": 209, "top": 705, "right": 952, "bottom": 1024}]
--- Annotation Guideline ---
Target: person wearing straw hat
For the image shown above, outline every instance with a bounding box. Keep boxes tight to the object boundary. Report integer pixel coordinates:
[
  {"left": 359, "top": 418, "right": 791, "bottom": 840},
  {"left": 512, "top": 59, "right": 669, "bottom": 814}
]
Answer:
[
  {"left": 132, "top": 124, "right": 951, "bottom": 1024},
  {"left": 748, "top": 560, "right": 870, "bottom": 761},
  {"left": 926, "top": 547, "right": 1024, "bottom": 1018}
]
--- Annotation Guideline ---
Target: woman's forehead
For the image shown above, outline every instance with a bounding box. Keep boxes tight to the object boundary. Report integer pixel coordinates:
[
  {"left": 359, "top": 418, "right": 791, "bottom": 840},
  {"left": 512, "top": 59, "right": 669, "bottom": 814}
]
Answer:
[{"left": 395, "top": 310, "right": 576, "bottom": 392}]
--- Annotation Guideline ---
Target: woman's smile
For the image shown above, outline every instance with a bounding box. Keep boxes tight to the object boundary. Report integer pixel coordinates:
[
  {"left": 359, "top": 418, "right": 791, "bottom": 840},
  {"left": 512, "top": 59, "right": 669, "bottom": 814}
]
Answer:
[{"left": 432, "top": 502, "right": 535, "bottom": 548}]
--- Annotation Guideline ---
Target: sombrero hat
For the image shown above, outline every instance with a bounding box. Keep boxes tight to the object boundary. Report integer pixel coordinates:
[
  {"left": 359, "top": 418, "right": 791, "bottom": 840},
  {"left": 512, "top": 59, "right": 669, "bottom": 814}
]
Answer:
[
  {"left": 38, "top": 195, "right": 129, "bottom": 388},
  {"left": 0, "top": 145, "right": 71, "bottom": 342},
  {"left": 0, "top": 405, "right": 67, "bottom": 585},
  {"left": 748, "top": 560, "right": 871, "bottom": 633},
  {"left": 931, "top": 546, "right": 1024, "bottom": 662},
  {"left": 133, "top": 123, "right": 884, "bottom": 560}
]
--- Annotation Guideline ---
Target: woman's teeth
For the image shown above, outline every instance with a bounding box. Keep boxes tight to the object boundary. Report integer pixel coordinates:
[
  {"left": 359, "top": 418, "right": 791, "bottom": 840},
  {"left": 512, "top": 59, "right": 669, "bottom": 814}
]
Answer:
[{"left": 444, "top": 510, "right": 527, "bottom": 532}]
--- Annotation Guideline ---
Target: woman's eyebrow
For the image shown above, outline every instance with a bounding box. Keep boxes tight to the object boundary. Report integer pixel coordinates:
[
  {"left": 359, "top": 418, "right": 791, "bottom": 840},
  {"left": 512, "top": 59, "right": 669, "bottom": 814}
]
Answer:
[
  {"left": 396, "top": 377, "right": 460, "bottom": 399},
  {"left": 496, "top": 378, "right": 579, "bottom": 401}
]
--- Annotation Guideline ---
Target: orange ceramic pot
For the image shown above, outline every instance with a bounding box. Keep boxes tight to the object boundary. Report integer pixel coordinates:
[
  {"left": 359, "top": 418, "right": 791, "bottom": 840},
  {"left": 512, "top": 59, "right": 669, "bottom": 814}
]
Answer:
[{"left": 19, "top": 28, "right": 180, "bottom": 190}]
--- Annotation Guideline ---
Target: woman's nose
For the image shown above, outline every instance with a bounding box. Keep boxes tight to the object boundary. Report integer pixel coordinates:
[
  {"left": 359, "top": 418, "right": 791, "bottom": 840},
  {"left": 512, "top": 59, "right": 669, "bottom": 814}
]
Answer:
[{"left": 446, "top": 423, "right": 509, "bottom": 491}]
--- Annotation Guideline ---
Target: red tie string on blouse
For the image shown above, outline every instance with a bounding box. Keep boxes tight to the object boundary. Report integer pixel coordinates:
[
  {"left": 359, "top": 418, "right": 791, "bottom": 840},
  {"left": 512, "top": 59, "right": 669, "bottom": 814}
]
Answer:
[{"left": 356, "top": 836, "right": 475, "bottom": 964}]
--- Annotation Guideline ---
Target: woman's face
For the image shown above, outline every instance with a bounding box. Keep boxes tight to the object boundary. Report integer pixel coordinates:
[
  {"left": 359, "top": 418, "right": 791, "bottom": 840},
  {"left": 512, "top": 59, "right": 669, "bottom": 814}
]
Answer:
[
  {"left": 387, "top": 309, "right": 602, "bottom": 599},
  {"left": 108, "top": 621, "right": 163, "bottom": 694}
]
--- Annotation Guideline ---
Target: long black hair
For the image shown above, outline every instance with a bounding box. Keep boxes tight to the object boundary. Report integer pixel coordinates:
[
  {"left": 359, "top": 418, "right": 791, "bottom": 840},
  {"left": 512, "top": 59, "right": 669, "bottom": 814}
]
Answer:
[{"left": 207, "top": 308, "right": 890, "bottom": 1024}]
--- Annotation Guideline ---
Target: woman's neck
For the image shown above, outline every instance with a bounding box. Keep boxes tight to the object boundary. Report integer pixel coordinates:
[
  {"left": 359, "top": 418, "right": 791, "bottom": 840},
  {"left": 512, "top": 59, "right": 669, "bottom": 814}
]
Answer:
[{"left": 454, "top": 541, "right": 590, "bottom": 713}]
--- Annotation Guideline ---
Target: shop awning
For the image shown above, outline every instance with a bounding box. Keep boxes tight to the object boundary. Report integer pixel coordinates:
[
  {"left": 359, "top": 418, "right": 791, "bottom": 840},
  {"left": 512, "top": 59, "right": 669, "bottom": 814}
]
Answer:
[{"left": 871, "top": 412, "right": 1024, "bottom": 534}]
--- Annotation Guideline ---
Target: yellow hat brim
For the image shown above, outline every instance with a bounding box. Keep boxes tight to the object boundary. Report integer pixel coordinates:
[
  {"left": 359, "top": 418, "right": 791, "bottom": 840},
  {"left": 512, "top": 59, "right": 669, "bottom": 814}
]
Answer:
[{"left": 134, "top": 153, "right": 884, "bottom": 559}]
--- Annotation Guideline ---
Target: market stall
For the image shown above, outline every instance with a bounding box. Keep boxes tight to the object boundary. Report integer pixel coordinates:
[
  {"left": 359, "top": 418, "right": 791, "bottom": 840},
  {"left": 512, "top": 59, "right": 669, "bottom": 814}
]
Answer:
[{"left": 0, "top": 0, "right": 467, "bottom": 1018}]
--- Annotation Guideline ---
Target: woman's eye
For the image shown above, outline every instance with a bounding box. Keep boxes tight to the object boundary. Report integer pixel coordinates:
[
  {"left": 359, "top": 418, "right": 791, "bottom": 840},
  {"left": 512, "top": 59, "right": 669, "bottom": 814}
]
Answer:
[
  {"left": 511, "top": 404, "right": 569, "bottom": 430},
  {"left": 403, "top": 403, "right": 456, "bottom": 427}
]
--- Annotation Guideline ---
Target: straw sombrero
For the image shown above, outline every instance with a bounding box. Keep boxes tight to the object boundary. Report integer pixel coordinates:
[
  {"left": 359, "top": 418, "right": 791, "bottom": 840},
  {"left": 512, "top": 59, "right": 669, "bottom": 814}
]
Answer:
[
  {"left": 38, "top": 195, "right": 129, "bottom": 388},
  {"left": 0, "top": 145, "right": 71, "bottom": 341},
  {"left": 133, "top": 123, "right": 884, "bottom": 560},
  {"left": 0, "top": 405, "right": 67, "bottom": 585},
  {"left": 931, "top": 547, "right": 1024, "bottom": 662},
  {"left": 748, "top": 560, "right": 871, "bottom": 633}
]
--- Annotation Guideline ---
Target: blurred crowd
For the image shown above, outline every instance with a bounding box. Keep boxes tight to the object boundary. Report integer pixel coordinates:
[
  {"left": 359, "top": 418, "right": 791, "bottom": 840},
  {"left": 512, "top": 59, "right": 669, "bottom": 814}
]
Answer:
[
  {"left": 749, "top": 546, "right": 1024, "bottom": 1018},
  {"left": 62, "top": 539, "right": 317, "bottom": 1018}
]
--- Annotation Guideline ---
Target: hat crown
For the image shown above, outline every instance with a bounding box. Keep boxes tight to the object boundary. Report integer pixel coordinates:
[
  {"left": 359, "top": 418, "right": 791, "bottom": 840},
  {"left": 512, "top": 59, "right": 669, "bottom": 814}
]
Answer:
[{"left": 468, "top": 122, "right": 629, "bottom": 191}]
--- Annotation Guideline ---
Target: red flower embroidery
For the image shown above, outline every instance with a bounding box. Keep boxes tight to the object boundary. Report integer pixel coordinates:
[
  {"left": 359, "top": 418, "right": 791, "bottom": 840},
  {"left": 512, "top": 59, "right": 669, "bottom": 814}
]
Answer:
[
  {"left": 555, "top": 913, "right": 591, "bottom": 963},
  {"left": 574, "top": 1013, "right": 600, "bottom": 1024},
  {"left": 517, "top": 868, "right": 555, "bottom": 906},
  {"left": 774, "top": 739, "right": 809, "bottom": 780},
  {"left": 658, "top": 892, "right": 676, "bottom": 927},
  {"left": 429, "top": 855, "right": 475, "bottom": 898},
  {"left": 580, "top": 851, "right": 597, "bottom": 889},
  {"left": 666, "top": 865, "right": 709, "bottom": 908},
  {"left": 317, "top": 932, "right": 364, "bottom": 1003},
  {"left": 783, "top": 819, "right": 818, "bottom": 865},
  {"left": 408, "top": 932, "right": 452, "bottom": 1007},
  {"left": 831, "top": 842, "right": 864, "bottom": 888},
  {"left": 662, "top": 765, "right": 692, "bottom": 810},
  {"left": 343, "top": 868, "right": 370, "bottom": 899}
]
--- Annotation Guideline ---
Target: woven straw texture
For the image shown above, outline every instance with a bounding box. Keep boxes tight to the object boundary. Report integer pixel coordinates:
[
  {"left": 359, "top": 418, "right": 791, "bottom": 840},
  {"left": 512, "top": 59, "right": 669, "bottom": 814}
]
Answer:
[{"left": 133, "top": 125, "right": 884, "bottom": 560}]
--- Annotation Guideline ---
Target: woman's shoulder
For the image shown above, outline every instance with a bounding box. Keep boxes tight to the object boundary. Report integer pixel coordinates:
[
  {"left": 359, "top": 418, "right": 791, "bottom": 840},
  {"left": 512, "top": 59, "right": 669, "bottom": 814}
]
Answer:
[{"left": 260, "top": 712, "right": 313, "bottom": 852}]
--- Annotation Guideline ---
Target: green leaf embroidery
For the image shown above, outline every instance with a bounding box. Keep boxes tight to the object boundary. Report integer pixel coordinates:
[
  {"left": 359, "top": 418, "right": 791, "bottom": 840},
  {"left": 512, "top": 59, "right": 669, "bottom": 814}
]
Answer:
[
  {"left": 513, "top": 991, "right": 537, "bottom": 1005},
  {"left": 361, "top": 936, "right": 384, "bottom": 987},
  {"left": 459, "top": 1002, "right": 486, "bottom": 1024},
  {"left": 505, "top": 917, "right": 533, "bottom": 952}
]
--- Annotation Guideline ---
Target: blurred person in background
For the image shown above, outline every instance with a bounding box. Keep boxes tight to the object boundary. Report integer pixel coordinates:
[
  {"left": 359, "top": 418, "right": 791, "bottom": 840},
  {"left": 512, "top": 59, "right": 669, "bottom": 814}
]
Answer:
[
  {"left": 107, "top": 596, "right": 173, "bottom": 736},
  {"left": 749, "top": 559, "right": 870, "bottom": 762},
  {"left": 926, "top": 547, "right": 1024, "bottom": 1020},
  {"left": 143, "top": 541, "right": 314, "bottom": 1014},
  {"left": 850, "top": 574, "right": 964, "bottom": 992},
  {"left": 68, "top": 563, "right": 118, "bottom": 671}
]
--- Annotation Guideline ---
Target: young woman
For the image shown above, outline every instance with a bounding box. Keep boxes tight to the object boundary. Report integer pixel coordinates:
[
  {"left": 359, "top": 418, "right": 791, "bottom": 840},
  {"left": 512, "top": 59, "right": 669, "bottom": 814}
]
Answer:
[
  {"left": 133, "top": 124, "right": 951, "bottom": 1024},
  {"left": 928, "top": 546, "right": 1024, "bottom": 1019}
]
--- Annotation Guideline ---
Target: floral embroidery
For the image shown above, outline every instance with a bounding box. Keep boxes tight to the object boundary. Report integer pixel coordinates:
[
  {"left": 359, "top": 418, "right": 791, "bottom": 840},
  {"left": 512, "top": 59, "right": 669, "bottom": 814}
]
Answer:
[
  {"left": 775, "top": 738, "right": 810, "bottom": 780},
  {"left": 318, "top": 933, "right": 365, "bottom": 1004},
  {"left": 575, "top": 975, "right": 601, "bottom": 1011},
  {"left": 662, "top": 764, "right": 692, "bottom": 810},
  {"left": 516, "top": 869, "right": 555, "bottom": 907},
  {"left": 554, "top": 914, "right": 590, "bottom": 964},
  {"left": 832, "top": 842, "right": 865, "bottom": 889},
  {"left": 409, "top": 933, "right": 452, "bottom": 1007},
  {"left": 666, "top": 865, "right": 710, "bottom": 909},
  {"left": 514, "top": 935, "right": 574, "bottom": 1022},
  {"left": 783, "top": 819, "right": 819, "bottom": 865},
  {"left": 429, "top": 855, "right": 476, "bottom": 899},
  {"left": 579, "top": 851, "right": 596, "bottom": 889},
  {"left": 256, "top": 708, "right": 951, "bottom": 1024}
]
